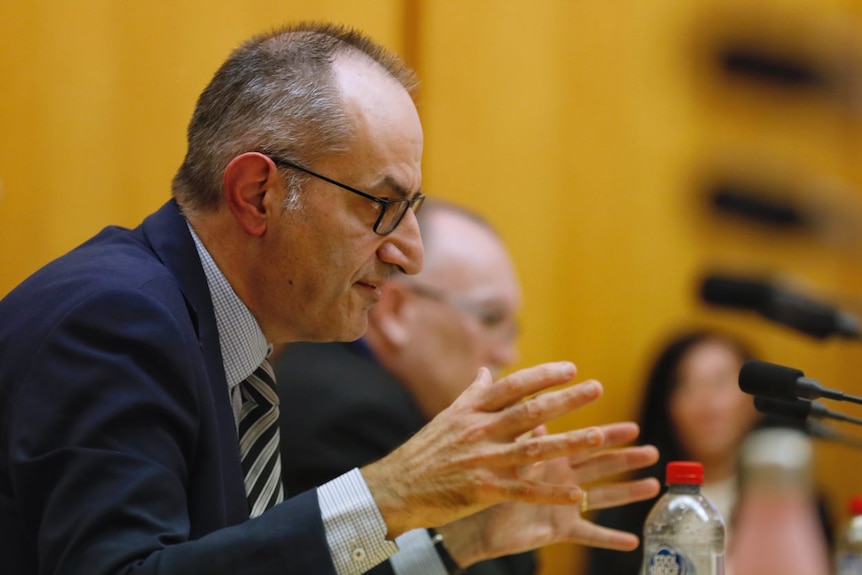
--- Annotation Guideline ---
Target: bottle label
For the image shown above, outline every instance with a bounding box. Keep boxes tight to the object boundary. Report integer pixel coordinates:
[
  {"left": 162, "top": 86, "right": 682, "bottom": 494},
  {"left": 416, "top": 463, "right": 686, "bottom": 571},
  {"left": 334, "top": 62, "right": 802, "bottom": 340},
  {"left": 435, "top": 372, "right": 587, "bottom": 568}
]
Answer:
[
  {"left": 837, "top": 553, "right": 862, "bottom": 575},
  {"left": 647, "top": 545, "right": 696, "bottom": 575}
]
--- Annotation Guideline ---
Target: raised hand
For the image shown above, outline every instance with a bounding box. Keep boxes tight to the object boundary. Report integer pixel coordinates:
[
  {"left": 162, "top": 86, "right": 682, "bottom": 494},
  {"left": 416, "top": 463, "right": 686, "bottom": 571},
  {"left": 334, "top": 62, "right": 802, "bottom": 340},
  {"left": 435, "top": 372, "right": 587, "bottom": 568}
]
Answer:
[
  {"left": 361, "top": 362, "right": 649, "bottom": 539},
  {"left": 433, "top": 421, "right": 659, "bottom": 566}
]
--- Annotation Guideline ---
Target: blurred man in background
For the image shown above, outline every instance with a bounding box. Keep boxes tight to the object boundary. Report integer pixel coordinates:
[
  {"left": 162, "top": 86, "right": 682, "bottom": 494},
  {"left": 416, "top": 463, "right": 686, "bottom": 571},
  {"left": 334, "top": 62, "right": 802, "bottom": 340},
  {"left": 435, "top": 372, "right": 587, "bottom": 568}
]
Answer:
[{"left": 276, "top": 199, "right": 534, "bottom": 574}]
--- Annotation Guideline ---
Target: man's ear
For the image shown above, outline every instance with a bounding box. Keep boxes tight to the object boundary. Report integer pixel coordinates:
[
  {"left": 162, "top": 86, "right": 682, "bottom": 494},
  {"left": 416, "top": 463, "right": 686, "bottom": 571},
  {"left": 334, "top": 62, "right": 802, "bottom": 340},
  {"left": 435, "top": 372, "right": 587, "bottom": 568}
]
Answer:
[
  {"left": 223, "top": 152, "right": 280, "bottom": 237},
  {"left": 372, "top": 281, "right": 412, "bottom": 347}
]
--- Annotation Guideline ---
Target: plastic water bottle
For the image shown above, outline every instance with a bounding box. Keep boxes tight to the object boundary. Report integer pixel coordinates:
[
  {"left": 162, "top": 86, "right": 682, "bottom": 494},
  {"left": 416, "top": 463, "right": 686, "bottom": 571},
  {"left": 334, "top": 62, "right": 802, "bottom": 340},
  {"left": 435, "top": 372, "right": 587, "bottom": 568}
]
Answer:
[
  {"left": 642, "top": 461, "right": 725, "bottom": 575},
  {"left": 835, "top": 494, "right": 862, "bottom": 575}
]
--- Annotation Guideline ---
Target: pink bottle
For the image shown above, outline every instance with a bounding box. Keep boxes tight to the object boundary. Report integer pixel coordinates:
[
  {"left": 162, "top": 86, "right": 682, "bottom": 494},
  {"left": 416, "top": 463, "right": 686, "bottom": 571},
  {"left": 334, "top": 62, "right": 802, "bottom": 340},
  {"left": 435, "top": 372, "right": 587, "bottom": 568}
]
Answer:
[{"left": 727, "top": 428, "right": 830, "bottom": 575}]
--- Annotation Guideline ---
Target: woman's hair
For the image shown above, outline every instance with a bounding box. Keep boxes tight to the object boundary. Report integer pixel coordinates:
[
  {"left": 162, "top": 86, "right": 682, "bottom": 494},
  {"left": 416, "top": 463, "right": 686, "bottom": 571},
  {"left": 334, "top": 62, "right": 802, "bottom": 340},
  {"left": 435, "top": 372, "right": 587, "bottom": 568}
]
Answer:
[{"left": 636, "top": 328, "right": 755, "bottom": 482}]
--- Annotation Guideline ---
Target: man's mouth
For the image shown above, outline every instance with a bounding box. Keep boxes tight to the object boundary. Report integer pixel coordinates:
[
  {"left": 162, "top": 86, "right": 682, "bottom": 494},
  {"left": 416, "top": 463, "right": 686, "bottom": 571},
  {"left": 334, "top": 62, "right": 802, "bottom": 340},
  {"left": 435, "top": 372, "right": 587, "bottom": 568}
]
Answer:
[{"left": 355, "top": 280, "right": 383, "bottom": 299}]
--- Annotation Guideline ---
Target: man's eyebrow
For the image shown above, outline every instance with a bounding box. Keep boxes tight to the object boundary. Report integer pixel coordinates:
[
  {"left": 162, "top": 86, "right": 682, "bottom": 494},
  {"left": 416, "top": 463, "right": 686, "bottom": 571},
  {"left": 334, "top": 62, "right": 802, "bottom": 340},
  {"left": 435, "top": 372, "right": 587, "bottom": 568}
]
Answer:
[{"left": 378, "top": 175, "right": 423, "bottom": 199}]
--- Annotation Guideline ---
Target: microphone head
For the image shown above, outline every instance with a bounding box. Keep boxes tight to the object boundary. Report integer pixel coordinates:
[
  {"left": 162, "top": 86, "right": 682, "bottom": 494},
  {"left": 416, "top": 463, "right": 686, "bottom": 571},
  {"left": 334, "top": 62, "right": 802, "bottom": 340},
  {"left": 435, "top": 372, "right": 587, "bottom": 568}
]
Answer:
[
  {"left": 753, "top": 396, "right": 812, "bottom": 421},
  {"left": 700, "top": 274, "right": 860, "bottom": 340},
  {"left": 700, "top": 274, "right": 772, "bottom": 309},
  {"left": 766, "top": 291, "right": 845, "bottom": 340},
  {"left": 739, "top": 359, "right": 804, "bottom": 401},
  {"left": 709, "top": 183, "right": 807, "bottom": 228}
]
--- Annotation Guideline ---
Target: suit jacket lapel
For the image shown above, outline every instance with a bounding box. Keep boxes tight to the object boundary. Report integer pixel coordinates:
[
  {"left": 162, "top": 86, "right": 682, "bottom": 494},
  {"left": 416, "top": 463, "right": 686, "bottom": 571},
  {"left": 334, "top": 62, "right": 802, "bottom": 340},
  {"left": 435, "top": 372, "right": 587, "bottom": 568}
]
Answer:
[{"left": 140, "top": 200, "right": 248, "bottom": 521}]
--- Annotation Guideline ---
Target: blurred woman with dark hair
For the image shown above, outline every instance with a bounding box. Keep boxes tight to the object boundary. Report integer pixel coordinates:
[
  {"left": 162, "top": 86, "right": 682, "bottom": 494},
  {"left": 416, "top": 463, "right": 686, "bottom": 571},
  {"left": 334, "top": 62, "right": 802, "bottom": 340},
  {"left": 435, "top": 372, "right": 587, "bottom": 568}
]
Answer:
[
  {"left": 585, "top": 328, "right": 761, "bottom": 575},
  {"left": 584, "top": 327, "right": 835, "bottom": 575}
]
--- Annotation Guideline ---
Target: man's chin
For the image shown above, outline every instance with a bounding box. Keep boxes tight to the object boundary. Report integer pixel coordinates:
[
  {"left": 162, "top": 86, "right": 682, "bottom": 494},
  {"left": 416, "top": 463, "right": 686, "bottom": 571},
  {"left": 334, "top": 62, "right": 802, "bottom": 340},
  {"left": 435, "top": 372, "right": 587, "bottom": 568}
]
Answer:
[
  {"left": 318, "top": 315, "right": 369, "bottom": 344},
  {"left": 345, "top": 317, "right": 370, "bottom": 341}
]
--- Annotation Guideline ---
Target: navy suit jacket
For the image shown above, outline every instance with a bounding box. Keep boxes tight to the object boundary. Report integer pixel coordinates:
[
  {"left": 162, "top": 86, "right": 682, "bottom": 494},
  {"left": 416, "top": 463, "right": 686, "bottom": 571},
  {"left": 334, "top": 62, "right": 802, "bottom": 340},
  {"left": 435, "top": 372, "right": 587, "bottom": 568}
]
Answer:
[{"left": 0, "top": 201, "right": 337, "bottom": 575}]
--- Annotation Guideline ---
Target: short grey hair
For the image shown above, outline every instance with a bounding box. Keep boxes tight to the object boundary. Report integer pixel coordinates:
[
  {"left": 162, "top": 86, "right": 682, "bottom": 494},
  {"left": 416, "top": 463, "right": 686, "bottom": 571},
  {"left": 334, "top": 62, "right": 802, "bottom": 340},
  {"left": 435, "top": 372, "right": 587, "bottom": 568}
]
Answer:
[{"left": 172, "top": 22, "right": 419, "bottom": 214}]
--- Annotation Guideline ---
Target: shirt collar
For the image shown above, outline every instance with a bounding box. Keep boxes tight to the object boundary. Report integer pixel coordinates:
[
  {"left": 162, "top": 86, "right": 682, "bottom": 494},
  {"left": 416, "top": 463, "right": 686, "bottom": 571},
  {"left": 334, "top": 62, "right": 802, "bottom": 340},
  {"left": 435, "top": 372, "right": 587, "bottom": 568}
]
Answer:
[{"left": 186, "top": 222, "right": 269, "bottom": 388}]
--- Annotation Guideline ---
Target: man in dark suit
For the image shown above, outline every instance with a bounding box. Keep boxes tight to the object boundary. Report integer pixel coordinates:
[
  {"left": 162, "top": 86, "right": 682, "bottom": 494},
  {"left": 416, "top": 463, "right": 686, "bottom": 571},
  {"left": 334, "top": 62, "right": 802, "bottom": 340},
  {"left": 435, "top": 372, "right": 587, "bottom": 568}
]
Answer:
[
  {"left": 277, "top": 200, "right": 536, "bottom": 574},
  {"left": 0, "top": 22, "right": 661, "bottom": 575}
]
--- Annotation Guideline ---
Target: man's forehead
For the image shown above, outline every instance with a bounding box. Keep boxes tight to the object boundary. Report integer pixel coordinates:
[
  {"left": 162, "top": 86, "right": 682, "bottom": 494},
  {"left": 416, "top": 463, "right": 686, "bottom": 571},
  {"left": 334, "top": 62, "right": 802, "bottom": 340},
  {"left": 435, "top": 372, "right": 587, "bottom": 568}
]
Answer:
[{"left": 332, "top": 53, "right": 406, "bottom": 101}]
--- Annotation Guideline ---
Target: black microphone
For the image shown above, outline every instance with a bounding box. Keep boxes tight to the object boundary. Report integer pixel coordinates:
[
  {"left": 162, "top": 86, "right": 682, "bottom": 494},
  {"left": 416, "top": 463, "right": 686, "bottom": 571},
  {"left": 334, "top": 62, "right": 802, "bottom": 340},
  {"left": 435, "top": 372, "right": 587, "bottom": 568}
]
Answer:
[
  {"left": 739, "top": 359, "right": 862, "bottom": 406},
  {"left": 709, "top": 182, "right": 808, "bottom": 229},
  {"left": 753, "top": 396, "right": 862, "bottom": 449},
  {"left": 754, "top": 396, "right": 862, "bottom": 427},
  {"left": 700, "top": 274, "right": 861, "bottom": 339}
]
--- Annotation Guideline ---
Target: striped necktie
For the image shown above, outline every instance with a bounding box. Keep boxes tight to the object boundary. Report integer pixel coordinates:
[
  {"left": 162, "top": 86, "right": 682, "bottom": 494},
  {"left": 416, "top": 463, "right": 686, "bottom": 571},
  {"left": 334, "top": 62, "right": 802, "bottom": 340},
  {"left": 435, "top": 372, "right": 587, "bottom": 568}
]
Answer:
[{"left": 238, "top": 358, "right": 284, "bottom": 517}]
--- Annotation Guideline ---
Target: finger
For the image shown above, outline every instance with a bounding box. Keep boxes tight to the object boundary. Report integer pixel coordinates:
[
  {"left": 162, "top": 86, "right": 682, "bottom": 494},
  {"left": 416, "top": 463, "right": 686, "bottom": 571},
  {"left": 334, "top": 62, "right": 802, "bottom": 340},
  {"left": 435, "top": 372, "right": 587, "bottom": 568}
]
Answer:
[
  {"left": 567, "top": 422, "right": 640, "bottom": 466},
  {"left": 478, "top": 362, "right": 578, "bottom": 411},
  {"left": 515, "top": 423, "right": 548, "bottom": 444},
  {"left": 497, "top": 379, "right": 604, "bottom": 439},
  {"left": 571, "top": 445, "right": 660, "bottom": 484},
  {"left": 500, "top": 425, "right": 606, "bottom": 469},
  {"left": 498, "top": 475, "right": 585, "bottom": 507},
  {"left": 582, "top": 477, "right": 661, "bottom": 511},
  {"left": 591, "top": 422, "right": 640, "bottom": 448},
  {"left": 568, "top": 521, "right": 642, "bottom": 551},
  {"left": 527, "top": 424, "right": 548, "bottom": 438},
  {"left": 516, "top": 425, "right": 550, "bottom": 478}
]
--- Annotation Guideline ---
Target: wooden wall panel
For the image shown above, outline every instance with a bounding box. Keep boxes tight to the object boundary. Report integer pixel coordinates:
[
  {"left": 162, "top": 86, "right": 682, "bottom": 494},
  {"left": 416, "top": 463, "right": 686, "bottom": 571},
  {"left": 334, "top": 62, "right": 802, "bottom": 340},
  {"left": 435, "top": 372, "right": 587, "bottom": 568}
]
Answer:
[
  {"left": 0, "top": 0, "right": 406, "bottom": 295},
  {"left": 415, "top": 1, "right": 862, "bottom": 573},
  {"left": 3, "top": 1, "right": 862, "bottom": 574}
]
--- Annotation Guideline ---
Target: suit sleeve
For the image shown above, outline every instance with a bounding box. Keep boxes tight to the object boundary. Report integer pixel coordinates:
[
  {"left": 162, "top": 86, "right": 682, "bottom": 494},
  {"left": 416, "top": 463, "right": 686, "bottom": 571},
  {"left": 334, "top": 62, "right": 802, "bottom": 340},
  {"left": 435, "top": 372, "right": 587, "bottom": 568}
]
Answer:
[{"left": 7, "top": 288, "right": 337, "bottom": 575}]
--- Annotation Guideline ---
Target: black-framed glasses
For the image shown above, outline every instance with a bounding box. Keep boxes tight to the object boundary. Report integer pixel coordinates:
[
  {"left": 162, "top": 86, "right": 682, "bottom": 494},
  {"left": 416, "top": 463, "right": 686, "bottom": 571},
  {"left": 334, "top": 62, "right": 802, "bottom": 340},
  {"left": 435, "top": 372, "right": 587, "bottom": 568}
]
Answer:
[
  {"left": 407, "top": 283, "right": 520, "bottom": 343},
  {"left": 267, "top": 154, "right": 425, "bottom": 236}
]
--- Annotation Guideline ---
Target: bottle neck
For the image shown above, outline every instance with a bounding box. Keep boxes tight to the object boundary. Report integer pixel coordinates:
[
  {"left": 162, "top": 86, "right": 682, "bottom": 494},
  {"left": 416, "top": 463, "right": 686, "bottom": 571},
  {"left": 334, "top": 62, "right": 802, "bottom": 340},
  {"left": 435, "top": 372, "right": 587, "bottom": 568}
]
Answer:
[{"left": 667, "top": 483, "right": 702, "bottom": 494}]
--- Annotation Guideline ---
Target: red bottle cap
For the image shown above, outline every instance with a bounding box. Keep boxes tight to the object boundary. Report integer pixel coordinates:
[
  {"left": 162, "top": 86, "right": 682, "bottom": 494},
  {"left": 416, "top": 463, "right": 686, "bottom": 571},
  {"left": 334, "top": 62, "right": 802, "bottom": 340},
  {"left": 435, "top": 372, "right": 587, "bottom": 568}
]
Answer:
[
  {"left": 848, "top": 494, "right": 862, "bottom": 516},
  {"left": 666, "top": 461, "right": 704, "bottom": 485}
]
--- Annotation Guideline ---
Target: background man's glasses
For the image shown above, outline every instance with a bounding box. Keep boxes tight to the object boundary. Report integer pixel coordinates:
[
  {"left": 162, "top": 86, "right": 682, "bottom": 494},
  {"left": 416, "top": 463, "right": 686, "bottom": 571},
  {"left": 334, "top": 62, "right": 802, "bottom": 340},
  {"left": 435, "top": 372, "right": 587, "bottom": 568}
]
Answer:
[
  {"left": 408, "top": 283, "right": 520, "bottom": 343},
  {"left": 267, "top": 154, "right": 425, "bottom": 235}
]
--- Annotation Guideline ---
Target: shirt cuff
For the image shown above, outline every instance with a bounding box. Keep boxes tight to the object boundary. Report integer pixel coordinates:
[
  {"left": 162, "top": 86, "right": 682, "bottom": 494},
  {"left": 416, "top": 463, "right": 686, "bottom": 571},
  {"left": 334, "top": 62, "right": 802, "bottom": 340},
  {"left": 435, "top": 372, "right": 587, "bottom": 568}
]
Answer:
[
  {"left": 390, "top": 528, "right": 450, "bottom": 575},
  {"left": 318, "top": 468, "right": 399, "bottom": 575}
]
